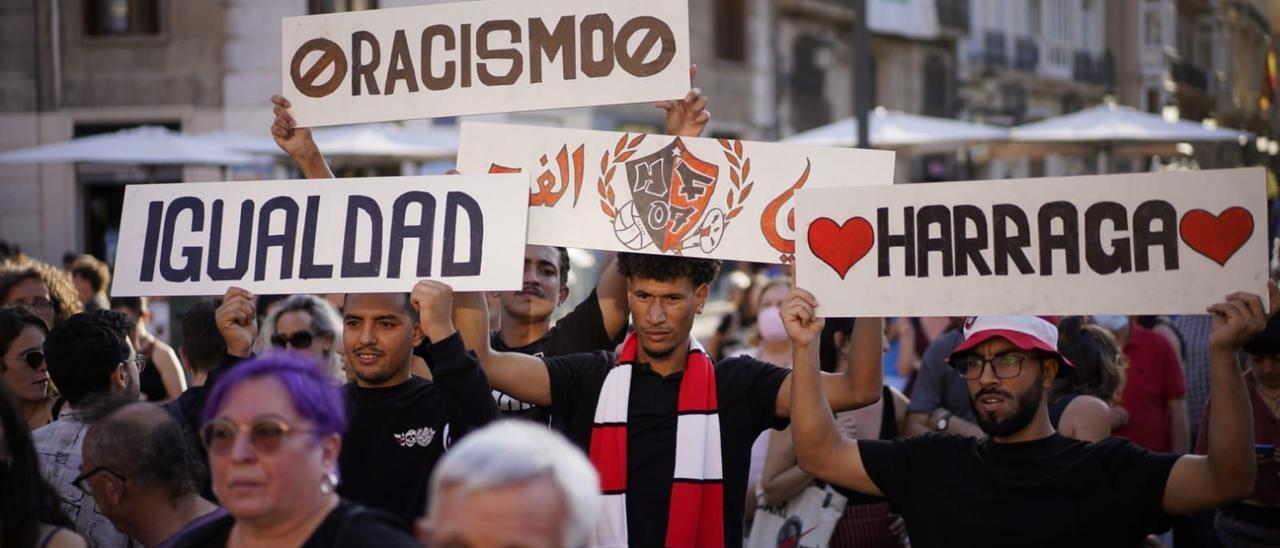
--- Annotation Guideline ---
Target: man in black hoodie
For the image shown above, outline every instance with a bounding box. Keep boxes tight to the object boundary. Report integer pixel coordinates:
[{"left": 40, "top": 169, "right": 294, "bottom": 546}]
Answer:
[{"left": 337, "top": 280, "right": 497, "bottom": 525}]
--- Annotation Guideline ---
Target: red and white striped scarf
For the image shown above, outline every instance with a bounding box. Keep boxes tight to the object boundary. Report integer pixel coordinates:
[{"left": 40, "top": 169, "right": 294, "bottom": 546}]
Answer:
[{"left": 588, "top": 333, "right": 724, "bottom": 547}]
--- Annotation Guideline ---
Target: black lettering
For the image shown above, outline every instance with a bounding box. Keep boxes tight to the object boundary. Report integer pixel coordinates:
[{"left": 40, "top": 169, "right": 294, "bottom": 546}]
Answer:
[
  {"left": 615, "top": 16, "right": 676, "bottom": 77},
  {"left": 1037, "top": 201, "right": 1080, "bottom": 276},
  {"left": 1133, "top": 200, "right": 1179, "bottom": 272},
  {"left": 384, "top": 29, "right": 420, "bottom": 95},
  {"left": 207, "top": 199, "right": 254, "bottom": 281},
  {"left": 299, "top": 196, "right": 334, "bottom": 280},
  {"left": 916, "top": 205, "right": 954, "bottom": 277},
  {"left": 580, "top": 14, "right": 614, "bottom": 78},
  {"left": 351, "top": 31, "right": 381, "bottom": 96},
  {"left": 1084, "top": 202, "right": 1132, "bottom": 275},
  {"left": 953, "top": 205, "right": 992, "bottom": 276},
  {"left": 421, "top": 25, "right": 456, "bottom": 91},
  {"left": 529, "top": 16, "right": 576, "bottom": 83},
  {"left": 477, "top": 20, "right": 522, "bottom": 86},
  {"left": 442, "top": 192, "right": 483, "bottom": 277},
  {"left": 160, "top": 197, "right": 204, "bottom": 283},
  {"left": 460, "top": 23, "right": 473, "bottom": 88},
  {"left": 876, "top": 206, "right": 916, "bottom": 277},
  {"left": 342, "top": 196, "right": 383, "bottom": 278},
  {"left": 139, "top": 201, "right": 163, "bottom": 282},
  {"left": 254, "top": 197, "right": 299, "bottom": 281},
  {"left": 387, "top": 192, "right": 437, "bottom": 278},
  {"left": 993, "top": 204, "right": 1035, "bottom": 275}
]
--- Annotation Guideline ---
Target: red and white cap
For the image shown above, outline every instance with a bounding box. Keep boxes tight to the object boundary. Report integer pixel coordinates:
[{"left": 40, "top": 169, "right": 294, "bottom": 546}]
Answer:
[{"left": 950, "top": 316, "right": 1074, "bottom": 375}]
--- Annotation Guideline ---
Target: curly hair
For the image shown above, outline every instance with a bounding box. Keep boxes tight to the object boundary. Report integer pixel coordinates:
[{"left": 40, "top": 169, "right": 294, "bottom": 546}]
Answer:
[
  {"left": 69, "top": 255, "right": 111, "bottom": 294},
  {"left": 1053, "top": 316, "right": 1127, "bottom": 405},
  {"left": 616, "top": 253, "right": 721, "bottom": 287},
  {"left": 0, "top": 260, "right": 83, "bottom": 326}
]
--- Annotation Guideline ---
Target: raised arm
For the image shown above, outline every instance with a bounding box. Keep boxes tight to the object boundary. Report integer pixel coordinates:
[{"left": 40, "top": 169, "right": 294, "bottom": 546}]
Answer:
[
  {"left": 773, "top": 291, "right": 883, "bottom": 417},
  {"left": 655, "top": 65, "right": 711, "bottom": 138},
  {"left": 270, "top": 95, "right": 334, "bottom": 179},
  {"left": 410, "top": 280, "right": 497, "bottom": 427},
  {"left": 783, "top": 287, "right": 883, "bottom": 496},
  {"left": 595, "top": 254, "right": 629, "bottom": 340},
  {"left": 451, "top": 290, "right": 554, "bottom": 407},
  {"left": 1161, "top": 283, "right": 1277, "bottom": 514}
]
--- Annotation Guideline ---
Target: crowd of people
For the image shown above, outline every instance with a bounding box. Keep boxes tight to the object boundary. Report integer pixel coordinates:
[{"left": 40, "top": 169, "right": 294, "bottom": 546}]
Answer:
[{"left": 0, "top": 83, "right": 1277, "bottom": 548}]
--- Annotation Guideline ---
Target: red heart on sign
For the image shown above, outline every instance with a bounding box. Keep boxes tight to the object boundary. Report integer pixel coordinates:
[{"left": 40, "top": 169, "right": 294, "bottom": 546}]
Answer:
[
  {"left": 1179, "top": 207, "right": 1254, "bottom": 266},
  {"left": 807, "top": 217, "right": 875, "bottom": 279}
]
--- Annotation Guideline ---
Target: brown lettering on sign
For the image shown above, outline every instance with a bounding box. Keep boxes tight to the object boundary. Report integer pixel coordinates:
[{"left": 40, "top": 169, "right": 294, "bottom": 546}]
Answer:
[
  {"left": 385, "top": 29, "right": 420, "bottom": 94},
  {"left": 477, "top": 20, "right": 523, "bottom": 86},
  {"left": 615, "top": 16, "right": 676, "bottom": 77},
  {"left": 421, "top": 25, "right": 456, "bottom": 91},
  {"left": 580, "top": 14, "right": 615, "bottom": 78},
  {"left": 460, "top": 23, "right": 474, "bottom": 88},
  {"left": 351, "top": 31, "right": 381, "bottom": 96},
  {"left": 529, "top": 16, "right": 576, "bottom": 83},
  {"left": 290, "top": 38, "right": 347, "bottom": 98}
]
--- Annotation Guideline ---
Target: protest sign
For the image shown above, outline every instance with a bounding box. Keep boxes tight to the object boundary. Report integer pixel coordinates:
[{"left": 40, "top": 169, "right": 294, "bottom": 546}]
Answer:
[
  {"left": 795, "top": 168, "right": 1268, "bottom": 316},
  {"left": 282, "top": 0, "right": 690, "bottom": 127},
  {"left": 456, "top": 122, "right": 895, "bottom": 264},
  {"left": 110, "top": 174, "right": 529, "bottom": 297}
]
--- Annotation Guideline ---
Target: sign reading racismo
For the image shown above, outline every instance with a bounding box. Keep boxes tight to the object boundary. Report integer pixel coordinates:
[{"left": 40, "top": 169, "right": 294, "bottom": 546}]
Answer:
[
  {"left": 111, "top": 174, "right": 529, "bottom": 296},
  {"left": 456, "top": 122, "right": 896, "bottom": 264},
  {"left": 795, "top": 168, "right": 1269, "bottom": 316},
  {"left": 282, "top": 0, "right": 691, "bottom": 127}
]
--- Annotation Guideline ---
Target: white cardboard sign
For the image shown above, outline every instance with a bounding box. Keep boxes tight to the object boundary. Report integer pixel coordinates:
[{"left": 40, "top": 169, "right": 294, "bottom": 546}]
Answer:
[
  {"left": 282, "top": 0, "right": 691, "bottom": 127},
  {"left": 111, "top": 174, "right": 530, "bottom": 296},
  {"left": 795, "top": 168, "right": 1269, "bottom": 316},
  {"left": 456, "top": 122, "right": 896, "bottom": 263}
]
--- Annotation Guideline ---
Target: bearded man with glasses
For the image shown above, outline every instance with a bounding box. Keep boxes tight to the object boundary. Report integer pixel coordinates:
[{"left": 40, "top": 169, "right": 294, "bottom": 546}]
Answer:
[{"left": 788, "top": 284, "right": 1280, "bottom": 547}]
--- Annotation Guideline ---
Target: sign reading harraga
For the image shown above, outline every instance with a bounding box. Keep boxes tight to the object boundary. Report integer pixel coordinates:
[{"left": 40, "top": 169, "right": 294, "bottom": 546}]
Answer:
[
  {"left": 110, "top": 175, "right": 530, "bottom": 297},
  {"left": 795, "top": 168, "right": 1269, "bottom": 316},
  {"left": 456, "top": 122, "right": 896, "bottom": 264},
  {"left": 282, "top": 0, "right": 691, "bottom": 127}
]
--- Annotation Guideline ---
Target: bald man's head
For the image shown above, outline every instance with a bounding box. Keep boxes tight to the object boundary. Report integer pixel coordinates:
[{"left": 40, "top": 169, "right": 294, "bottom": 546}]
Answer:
[{"left": 84, "top": 403, "right": 202, "bottom": 501}]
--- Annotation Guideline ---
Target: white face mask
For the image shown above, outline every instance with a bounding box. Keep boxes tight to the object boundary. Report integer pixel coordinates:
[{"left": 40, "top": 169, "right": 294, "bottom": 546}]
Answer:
[
  {"left": 1092, "top": 315, "right": 1129, "bottom": 332},
  {"left": 757, "top": 305, "right": 788, "bottom": 343}
]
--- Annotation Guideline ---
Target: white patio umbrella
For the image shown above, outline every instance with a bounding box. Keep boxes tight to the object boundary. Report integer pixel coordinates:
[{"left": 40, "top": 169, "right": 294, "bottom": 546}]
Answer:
[
  {"left": 191, "top": 130, "right": 280, "bottom": 156},
  {"left": 0, "top": 126, "right": 259, "bottom": 165},
  {"left": 782, "top": 108, "right": 1009, "bottom": 150},
  {"left": 1010, "top": 103, "right": 1252, "bottom": 142},
  {"left": 309, "top": 123, "right": 458, "bottom": 160}
]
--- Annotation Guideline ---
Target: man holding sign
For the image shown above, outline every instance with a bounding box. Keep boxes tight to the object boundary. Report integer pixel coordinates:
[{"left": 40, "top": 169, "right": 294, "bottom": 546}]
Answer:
[
  {"left": 452, "top": 254, "right": 884, "bottom": 547},
  {"left": 786, "top": 283, "right": 1277, "bottom": 547}
]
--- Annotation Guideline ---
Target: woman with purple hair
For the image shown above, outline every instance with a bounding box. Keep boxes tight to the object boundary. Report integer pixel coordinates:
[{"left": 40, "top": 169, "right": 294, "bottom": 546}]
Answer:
[{"left": 171, "top": 353, "right": 417, "bottom": 547}]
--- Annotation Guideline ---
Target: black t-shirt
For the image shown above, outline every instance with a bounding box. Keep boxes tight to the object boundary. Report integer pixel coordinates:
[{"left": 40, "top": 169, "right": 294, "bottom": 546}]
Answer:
[
  {"left": 546, "top": 352, "right": 790, "bottom": 548},
  {"left": 491, "top": 288, "right": 622, "bottom": 424},
  {"left": 338, "top": 333, "right": 497, "bottom": 525},
  {"left": 170, "top": 499, "right": 418, "bottom": 547},
  {"left": 859, "top": 433, "right": 1182, "bottom": 548}
]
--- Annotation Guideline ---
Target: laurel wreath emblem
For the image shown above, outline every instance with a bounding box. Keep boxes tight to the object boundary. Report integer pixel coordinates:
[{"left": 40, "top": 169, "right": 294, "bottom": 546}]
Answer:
[
  {"left": 717, "top": 138, "right": 753, "bottom": 226},
  {"left": 597, "top": 134, "right": 753, "bottom": 228},
  {"left": 597, "top": 133, "right": 646, "bottom": 221}
]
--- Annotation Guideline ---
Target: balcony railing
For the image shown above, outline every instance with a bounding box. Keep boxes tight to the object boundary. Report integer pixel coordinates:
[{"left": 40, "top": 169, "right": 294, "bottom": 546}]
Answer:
[
  {"left": 1072, "top": 50, "right": 1113, "bottom": 85},
  {"left": 982, "top": 30, "right": 1008, "bottom": 68}
]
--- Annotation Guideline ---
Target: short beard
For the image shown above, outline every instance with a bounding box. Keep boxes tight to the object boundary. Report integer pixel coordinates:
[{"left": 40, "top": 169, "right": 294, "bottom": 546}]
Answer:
[{"left": 971, "top": 370, "right": 1044, "bottom": 438}]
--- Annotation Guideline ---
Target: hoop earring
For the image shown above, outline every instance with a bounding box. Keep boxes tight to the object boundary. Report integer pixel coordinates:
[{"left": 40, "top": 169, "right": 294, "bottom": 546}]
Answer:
[{"left": 319, "top": 471, "right": 338, "bottom": 495}]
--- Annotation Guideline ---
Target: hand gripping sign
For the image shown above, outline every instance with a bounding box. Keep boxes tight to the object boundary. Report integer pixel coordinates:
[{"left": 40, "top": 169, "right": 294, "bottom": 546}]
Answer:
[
  {"left": 110, "top": 174, "right": 529, "bottom": 297},
  {"left": 456, "top": 122, "right": 896, "bottom": 264},
  {"left": 795, "top": 168, "right": 1269, "bottom": 316},
  {"left": 282, "top": 0, "right": 691, "bottom": 127}
]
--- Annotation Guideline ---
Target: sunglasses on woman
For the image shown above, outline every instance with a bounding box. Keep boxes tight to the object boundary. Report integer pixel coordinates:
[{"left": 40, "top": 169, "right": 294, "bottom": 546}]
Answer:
[
  {"left": 270, "top": 330, "right": 316, "bottom": 349},
  {"left": 199, "top": 416, "right": 314, "bottom": 456},
  {"left": 19, "top": 350, "right": 43, "bottom": 369}
]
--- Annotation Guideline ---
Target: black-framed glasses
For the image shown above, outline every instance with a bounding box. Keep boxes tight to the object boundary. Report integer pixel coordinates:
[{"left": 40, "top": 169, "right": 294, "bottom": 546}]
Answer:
[
  {"left": 200, "top": 416, "right": 315, "bottom": 457},
  {"left": 71, "top": 466, "right": 126, "bottom": 495},
  {"left": 20, "top": 350, "right": 43, "bottom": 369},
  {"left": 270, "top": 330, "right": 316, "bottom": 349},
  {"left": 953, "top": 352, "right": 1044, "bottom": 380}
]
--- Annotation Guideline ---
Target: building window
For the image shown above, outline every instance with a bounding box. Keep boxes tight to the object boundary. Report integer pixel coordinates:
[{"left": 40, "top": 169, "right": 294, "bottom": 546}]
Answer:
[
  {"left": 714, "top": 0, "right": 747, "bottom": 61},
  {"left": 84, "top": 0, "right": 159, "bottom": 36},
  {"left": 923, "top": 54, "right": 950, "bottom": 117},
  {"left": 1026, "top": 0, "right": 1041, "bottom": 36},
  {"left": 309, "top": 0, "right": 378, "bottom": 14},
  {"left": 1143, "top": 9, "right": 1162, "bottom": 46}
]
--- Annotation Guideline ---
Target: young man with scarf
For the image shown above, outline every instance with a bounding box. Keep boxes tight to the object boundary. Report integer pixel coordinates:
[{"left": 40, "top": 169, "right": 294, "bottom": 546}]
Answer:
[
  {"left": 787, "top": 285, "right": 1279, "bottom": 547},
  {"left": 449, "top": 253, "right": 885, "bottom": 547}
]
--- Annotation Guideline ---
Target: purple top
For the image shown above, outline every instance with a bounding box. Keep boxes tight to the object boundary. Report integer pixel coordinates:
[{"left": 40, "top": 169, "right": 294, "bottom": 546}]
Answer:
[{"left": 154, "top": 507, "right": 229, "bottom": 548}]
